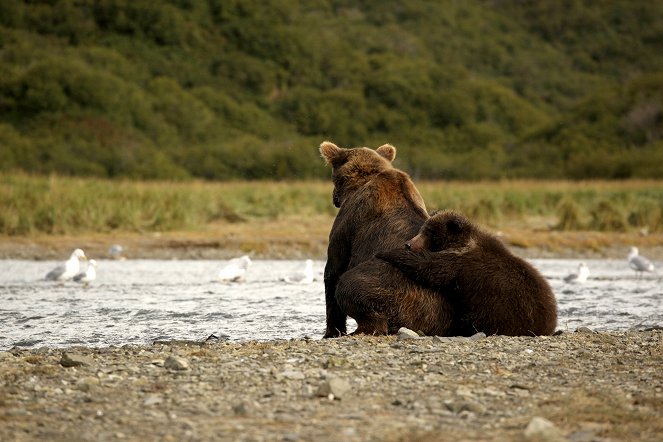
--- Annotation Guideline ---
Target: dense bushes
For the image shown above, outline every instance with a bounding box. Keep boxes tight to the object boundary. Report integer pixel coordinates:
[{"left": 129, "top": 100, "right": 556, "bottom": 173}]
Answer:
[{"left": 1, "top": 0, "right": 662, "bottom": 180}]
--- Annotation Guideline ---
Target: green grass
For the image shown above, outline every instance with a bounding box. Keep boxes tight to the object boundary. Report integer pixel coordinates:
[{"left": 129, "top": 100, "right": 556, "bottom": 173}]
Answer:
[{"left": 2, "top": 174, "right": 663, "bottom": 236}]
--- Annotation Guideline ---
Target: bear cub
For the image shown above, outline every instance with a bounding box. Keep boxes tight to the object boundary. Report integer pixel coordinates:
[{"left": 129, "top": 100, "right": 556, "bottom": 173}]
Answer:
[{"left": 377, "top": 210, "right": 557, "bottom": 336}]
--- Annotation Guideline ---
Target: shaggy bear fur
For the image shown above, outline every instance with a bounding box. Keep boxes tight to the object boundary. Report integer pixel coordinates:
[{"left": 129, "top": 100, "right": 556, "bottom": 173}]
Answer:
[
  {"left": 320, "top": 141, "right": 454, "bottom": 338},
  {"left": 377, "top": 210, "right": 557, "bottom": 336}
]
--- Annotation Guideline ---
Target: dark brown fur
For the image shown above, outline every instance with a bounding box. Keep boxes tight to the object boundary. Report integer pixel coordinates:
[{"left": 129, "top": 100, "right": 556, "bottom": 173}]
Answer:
[
  {"left": 378, "top": 211, "right": 558, "bottom": 336},
  {"left": 320, "top": 141, "right": 454, "bottom": 338}
]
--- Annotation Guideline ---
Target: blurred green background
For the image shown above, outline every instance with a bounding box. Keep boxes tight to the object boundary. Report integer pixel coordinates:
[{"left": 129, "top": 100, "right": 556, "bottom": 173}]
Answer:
[{"left": 1, "top": 0, "right": 663, "bottom": 181}]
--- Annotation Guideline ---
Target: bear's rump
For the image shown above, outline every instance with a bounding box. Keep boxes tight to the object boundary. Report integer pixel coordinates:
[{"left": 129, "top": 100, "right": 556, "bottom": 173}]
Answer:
[{"left": 336, "top": 259, "right": 454, "bottom": 336}]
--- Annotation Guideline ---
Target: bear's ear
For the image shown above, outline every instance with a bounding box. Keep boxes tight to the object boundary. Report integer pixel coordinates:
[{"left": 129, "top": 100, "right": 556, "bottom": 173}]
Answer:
[
  {"left": 376, "top": 144, "right": 396, "bottom": 162},
  {"left": 446, "top": 216, "right": 467, "bottom": 235},
  {"left": 320, "top": 141, "right": 349, "bottom": 167}
]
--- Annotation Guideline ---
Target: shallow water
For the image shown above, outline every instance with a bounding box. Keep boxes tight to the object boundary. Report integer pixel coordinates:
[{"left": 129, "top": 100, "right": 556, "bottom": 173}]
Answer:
[{"left": 1, "top": 258, "right": 661, "bottom": 350}]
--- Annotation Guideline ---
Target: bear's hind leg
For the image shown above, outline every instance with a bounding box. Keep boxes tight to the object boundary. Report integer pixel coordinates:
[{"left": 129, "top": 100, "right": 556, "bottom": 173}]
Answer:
[{"left": 336, "top": 265, "right": 395, "bottom": 336}]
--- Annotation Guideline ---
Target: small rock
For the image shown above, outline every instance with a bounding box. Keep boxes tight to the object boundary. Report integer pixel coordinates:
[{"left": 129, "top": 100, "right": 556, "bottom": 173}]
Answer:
[
  {"left": 469, "top": 332, "right": 487, "bottom": 341},
  {"left": 279, "top": 370, "right": 305, "bottom": 380},
  {"left": 316, "top": 377, "right": 351, "bottom": 400},
  {"left": 143, "top": 394, "right": 163, "bottom": 406},
  {"left": 576, "top": 327, "right": 594, "bottom": 334},
  {"left": 432, "top": 336, "right": 467, "bottom": 343},
  {"left": 301, "top": 384, "right": 315, "bottom": 397},
  {"left": 445, "top": 399, "right": 486, "bottom": 415},
  {"left": 75, "top": 376, "right": 100, "bottom": 392},
  {"left": 524, "top": 416, "right": 566, "bottom": 442},
  {"left": 60, "top": 352, "right": 94, "bottom": 367},
  {"left": 232, "top": 402, "right": 248, "bottom": 416},
  {"left": 569, "top": 430, "right": 597, "bottom": 442},
  {"left": 150, "top": 359, "right": 165, "bottom": 367},
  {"left": 163, "top": 356, "right": 189, "bottom": 371},
  {"left": 397, "top": 327, "right": 421, "bottom": 340}
]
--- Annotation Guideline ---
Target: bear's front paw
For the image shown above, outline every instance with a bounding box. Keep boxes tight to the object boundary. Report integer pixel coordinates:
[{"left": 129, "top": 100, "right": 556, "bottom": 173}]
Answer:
[
  {"left": 375, "top": 249, "right": 401, "bottom": 263},
  {"left": 376, "top": 249, "right": 416, "bottom": 266},
  {"left": 323, "top": 328, "right": 346, "bottom": 339}
]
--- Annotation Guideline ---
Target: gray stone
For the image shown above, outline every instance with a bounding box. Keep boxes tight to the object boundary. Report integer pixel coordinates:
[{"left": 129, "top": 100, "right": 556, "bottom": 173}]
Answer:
[
  {"left": 143, "top": 394, "right": 163, "bottom": 406},
  {"left": 164, "top": 355, "right": 189, "bottom": 371},
  {"left": 576, "top": 327, "right": 594, "bottom": 334},
  {"left": 444, "top": 399, "right": 486, "bottom": 415},
  {"left": 316, "top": 377, "right": 351, "bottom": 400},
  {"left": 279, "top": 370, "right": 305, "bottom": 380},
  {"left": 75, "top": 376, "right": 100, "bottom": 392},
  {"left": 232, "top": 402, "right": 248, "bottom": 416},
  {"left": 60, "top": 352, "right": 94, "bottom": 367},
  {"left": 469, "top": 332, "right": 487, "bottom": 340}
]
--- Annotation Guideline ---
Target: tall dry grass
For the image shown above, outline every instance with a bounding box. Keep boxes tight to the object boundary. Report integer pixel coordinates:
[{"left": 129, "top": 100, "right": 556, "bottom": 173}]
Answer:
[{"left": 1, "top": 174, "right": 662, "bottom": 236}]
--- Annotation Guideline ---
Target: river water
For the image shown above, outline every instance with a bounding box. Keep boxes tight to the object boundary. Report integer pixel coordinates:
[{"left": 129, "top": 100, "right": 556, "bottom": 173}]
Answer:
[{"left": 1, "top": 258, "right": 661, "bottom": 350}]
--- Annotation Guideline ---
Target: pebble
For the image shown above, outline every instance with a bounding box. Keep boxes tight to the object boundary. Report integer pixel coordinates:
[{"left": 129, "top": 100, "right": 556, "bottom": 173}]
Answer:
[
  {"left": 316, "top": 377, "right": 351, "bottom": 400},
  {"left": 279, "top": 370, "right": 305, "bottom": 380},
  {"left": 397, "top": 327, "right": 421, "bottom": 340},
  {"left": 60, "top": 352, "right": 94, "bottom": 367},
  {"left": 143, "top": 395, "right": 163, "bottom": 406},
  {"left": 163, "top": 356, "right": 189, "bottom": 371},
  {"left": 576, "top": 327, "right": 594, "bottom": 334},
  {"left": 524, "top": 416, "right": 566, "bottom": 442}
]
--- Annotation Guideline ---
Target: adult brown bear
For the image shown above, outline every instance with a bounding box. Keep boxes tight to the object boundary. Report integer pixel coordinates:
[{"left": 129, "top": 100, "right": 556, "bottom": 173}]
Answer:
[
  {"left": 320, "top": 141, "right": 454, "bottom": 338},
  {"left": 378, "top": 210, "right": 558, "bottom": 336}
]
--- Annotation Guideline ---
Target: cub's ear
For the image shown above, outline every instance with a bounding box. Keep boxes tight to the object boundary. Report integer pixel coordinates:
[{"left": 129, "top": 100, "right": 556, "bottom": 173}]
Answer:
[
  {"left": 320, "top": 141, "right": 349, "bottom": 167},
  {"left": 446, "top": 216, "right": 467, "bottom": 235},
  {"left": 376, "top": 144, "right": 396, "bottom": 162}
]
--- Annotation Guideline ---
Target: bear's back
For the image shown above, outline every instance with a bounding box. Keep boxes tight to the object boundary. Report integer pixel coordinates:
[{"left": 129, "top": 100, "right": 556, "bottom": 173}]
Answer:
[{"left": 338, "top": 169, "right": 429, "bottom": 268}]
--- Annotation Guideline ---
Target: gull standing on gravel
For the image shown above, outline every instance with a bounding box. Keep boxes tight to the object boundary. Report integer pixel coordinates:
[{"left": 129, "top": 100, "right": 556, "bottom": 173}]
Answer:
[
  {"left": 564, "top": 262, "right": 590, "bottom": 283},
  {"left": 218, "top": 255, "right": 252, "bottom": 282},
  {"left": 280, "top": 259, "right": 314, "bottom": 284},
  {"left": 74, "top": 259, "right": 97, "bottom": 285},
  {"left": 628, "top": 247, "right": 655, "bottom": 278},
  {"left": 45, "top": 248, "right": 87, "bottom": 281}
]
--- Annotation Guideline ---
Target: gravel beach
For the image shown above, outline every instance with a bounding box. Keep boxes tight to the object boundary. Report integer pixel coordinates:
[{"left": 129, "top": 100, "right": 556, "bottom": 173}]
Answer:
[{"left": 1, "top": 329, "right": 661, "bottom": 441}]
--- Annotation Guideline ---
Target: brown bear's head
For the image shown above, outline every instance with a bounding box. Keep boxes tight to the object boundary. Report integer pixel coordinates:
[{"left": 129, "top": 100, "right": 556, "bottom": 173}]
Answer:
[
  {"left": 407, "top": 210, "right": 474, "bottom": 252},
  {"left": 319, "top": 141, "right": 396, "bottom": 208}
]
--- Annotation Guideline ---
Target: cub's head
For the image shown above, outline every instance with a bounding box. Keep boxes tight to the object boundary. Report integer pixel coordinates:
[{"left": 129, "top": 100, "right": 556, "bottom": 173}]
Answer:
[
  {"left": 407, "top": 210, "right": 475, "bottom": 252},
  {"left": 319, "top": 141, "right": 396, "bottom": 208}
]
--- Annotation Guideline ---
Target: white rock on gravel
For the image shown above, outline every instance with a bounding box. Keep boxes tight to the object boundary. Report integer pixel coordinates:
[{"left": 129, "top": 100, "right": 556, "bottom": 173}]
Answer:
[
  {"left": 524, "top": 416, "right": 566, "bottom": 442},
  {"left": 316, "top": 377, "right": 351, "bottom": 400},
  {"left": 164, "top": 356, "right": 189, "bottom": 371},
  {"left": 397, "top": 327, "right": 421, "bottom": 340}
]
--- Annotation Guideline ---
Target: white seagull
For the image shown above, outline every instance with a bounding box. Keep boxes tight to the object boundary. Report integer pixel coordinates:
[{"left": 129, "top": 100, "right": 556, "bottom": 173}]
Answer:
[
  {"left": 108, "top": 244, "right": 125, "bottom": 260},
  {"left": 45, "top": 249, "right": 87, "bottom": 281},
  {"left": 74, "top": 259, "right": 97, "bottom": 285},
  {"left": 280, "top": 259, "right": 314, "bottom": 284},
  {"left": 218, "top": 255, "right": 252, "bottom": 282},
  {"left": 628, "top": 247, "right": 655, "bottom": 278},
  {"left": 564, "top": 262, "right": 590, "bottom": 283}
]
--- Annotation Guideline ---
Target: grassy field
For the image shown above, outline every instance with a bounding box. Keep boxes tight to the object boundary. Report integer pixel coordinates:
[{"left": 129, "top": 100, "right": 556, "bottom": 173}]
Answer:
[
  {"left": 2, "top": 173, "right": 663, "bottom": 236},
  {"left": 2, "top": 173, "right": 663, "bottom": 259}
]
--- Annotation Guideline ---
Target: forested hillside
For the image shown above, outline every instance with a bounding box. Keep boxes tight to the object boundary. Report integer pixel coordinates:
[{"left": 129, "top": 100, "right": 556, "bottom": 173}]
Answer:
[{"left": 1, "top": 0, "right": 662, "bottom": 180}]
